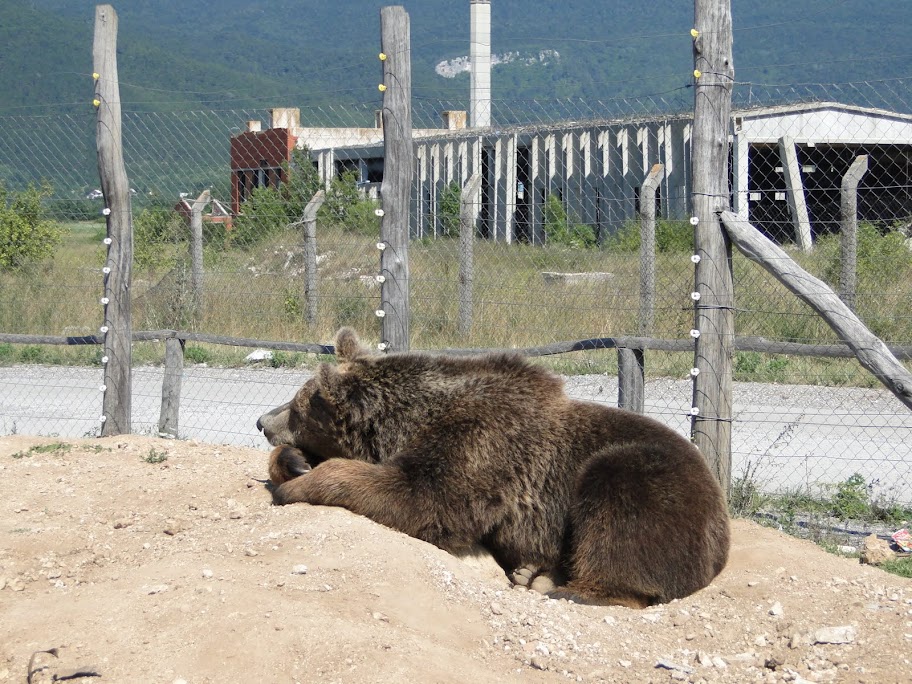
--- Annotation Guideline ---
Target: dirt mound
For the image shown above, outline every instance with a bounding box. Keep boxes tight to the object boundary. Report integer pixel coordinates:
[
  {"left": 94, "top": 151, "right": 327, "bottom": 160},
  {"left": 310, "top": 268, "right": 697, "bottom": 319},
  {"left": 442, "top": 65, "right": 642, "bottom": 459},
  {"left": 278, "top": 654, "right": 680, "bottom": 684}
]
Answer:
[{"left": 1, "top": 435, "right": 910, "bottom": 683}]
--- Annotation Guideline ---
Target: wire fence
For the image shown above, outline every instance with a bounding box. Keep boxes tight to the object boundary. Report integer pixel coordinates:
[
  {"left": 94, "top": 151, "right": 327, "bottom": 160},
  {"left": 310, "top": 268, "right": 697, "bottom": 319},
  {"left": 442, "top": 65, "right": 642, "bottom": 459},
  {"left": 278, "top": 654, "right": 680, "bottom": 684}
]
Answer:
[{"left": 1, "top": 76, "right": 912, "bottom": 524}]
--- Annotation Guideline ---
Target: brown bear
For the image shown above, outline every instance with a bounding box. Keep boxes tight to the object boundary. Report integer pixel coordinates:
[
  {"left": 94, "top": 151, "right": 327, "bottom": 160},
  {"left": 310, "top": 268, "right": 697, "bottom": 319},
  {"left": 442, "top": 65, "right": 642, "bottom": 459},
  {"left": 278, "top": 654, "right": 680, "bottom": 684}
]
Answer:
[{"left": 257, "top": 328, "right": 730, "bottom": 607}]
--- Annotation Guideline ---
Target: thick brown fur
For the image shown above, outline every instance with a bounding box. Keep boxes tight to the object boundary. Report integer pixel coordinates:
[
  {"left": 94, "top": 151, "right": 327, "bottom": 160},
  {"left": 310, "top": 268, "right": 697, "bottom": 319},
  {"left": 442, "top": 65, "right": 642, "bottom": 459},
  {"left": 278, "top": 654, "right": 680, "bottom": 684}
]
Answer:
[{"left": 257, "top": 328, "right": 730, "bottom": 606}]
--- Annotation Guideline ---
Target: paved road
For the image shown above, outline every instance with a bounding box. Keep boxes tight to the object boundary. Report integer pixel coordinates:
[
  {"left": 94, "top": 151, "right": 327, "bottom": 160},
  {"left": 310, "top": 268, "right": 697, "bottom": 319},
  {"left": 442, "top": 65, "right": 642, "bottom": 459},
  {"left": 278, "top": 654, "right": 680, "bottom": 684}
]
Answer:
[{"left": 2, "top": 365, "right": 910, "bottom": 502}]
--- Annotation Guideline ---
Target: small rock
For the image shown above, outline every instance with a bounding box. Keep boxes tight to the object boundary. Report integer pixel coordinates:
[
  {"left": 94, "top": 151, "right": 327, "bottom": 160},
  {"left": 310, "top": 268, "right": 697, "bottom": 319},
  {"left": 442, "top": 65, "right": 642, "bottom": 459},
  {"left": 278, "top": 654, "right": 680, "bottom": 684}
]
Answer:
[
  {"left": 113, "top": 518, "right": 132, "bottom": 529},
  {"left": 163, "top": 520, "right": 182, "bottom": 536},
  {"left": 860, "top": 534, "right": 894, "bottom": 565},
  {"left": 145, "top": 584, "right": 169, "bottom": 595},
  {"left": 769, "top": 602, "right": 784, "bottom": 616},
  {"left": 201, "top": 569, "right": 213, "bottom": 579},
  {"left": 244, "top": 548, "right": 258, "bottom": 557},
  {"left": 603, "top": 615, "right": 617, "bottom": 626},
  {"left": 530, "top": 655, "right": 549, "bottom": 671},
  {"left": 696, "top": 651, "right": 713, "bottom": 667},
  {"left": 291, "top": 564, "right": 308, "bottom": 575},
  {"left": 245, "top": 349, "right": 273, "bottom": 362},
  {"left": 490, "top": 601, "right": 503, "bottom": 615},
  {"left": 711, "top": 656, "right": 727, "bottom": 669},
  {"left": 372, "top": 611, "right": 390, "bottom": 622},
  {"left": 655, "top": 659, "right": 694, "bottom": 674},
  {"left": 618, "top": 660, "right": 631, "bottom": 668},
  {"left": 813, "top": 626, "right": 856, "bottom": 644}
]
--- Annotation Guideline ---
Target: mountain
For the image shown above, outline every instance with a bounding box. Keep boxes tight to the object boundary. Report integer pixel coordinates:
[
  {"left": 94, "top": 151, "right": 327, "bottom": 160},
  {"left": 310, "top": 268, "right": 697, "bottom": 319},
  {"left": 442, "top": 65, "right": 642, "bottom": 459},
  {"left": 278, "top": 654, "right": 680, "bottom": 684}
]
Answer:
[{"left": 1, "top": 1, "right": 909, "bottom": 113}]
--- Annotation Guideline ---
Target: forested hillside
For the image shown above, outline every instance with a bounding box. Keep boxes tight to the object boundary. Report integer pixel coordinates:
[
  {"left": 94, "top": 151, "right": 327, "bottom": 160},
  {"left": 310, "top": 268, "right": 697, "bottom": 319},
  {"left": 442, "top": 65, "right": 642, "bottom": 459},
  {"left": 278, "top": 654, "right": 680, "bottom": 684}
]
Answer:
[{"left": 1, "top": 1, "right": 908, "bottom": 112}]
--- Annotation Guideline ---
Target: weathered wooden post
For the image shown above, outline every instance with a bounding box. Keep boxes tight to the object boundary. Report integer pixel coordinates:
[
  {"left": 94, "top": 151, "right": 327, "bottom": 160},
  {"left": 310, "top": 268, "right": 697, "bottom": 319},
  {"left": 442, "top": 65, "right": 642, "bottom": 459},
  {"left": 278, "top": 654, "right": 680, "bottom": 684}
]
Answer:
[
  {"left": 158, "top": 335, "right": 184, "bottom": 438},
  {"left": 189, "top": 189, "right": 210, "bottom": 318},
  {"left": 94, "top": 4, "right": 133, "bottom": 436},
  {"left": 617, "top": 347, "right": 645, "bottom": 414},
  {"left": 302, "top": 189, "right": 325, "bottom": 325},
  {"left": 378, "top": 5, "right": 413, "bottom": 352},
  {"left": 690, "top": 0, "right": 735, "bottom": 496},
  {"left": 778, "top": 135, "right": 813, "bottom": 252},
  {"left": 839, "top": 155, "right": 869, "bottom": 312},
  {"left": 721, "top": 210, "right": 912, "bottom": 411},
  {"left": 458, "top": 172, "right": 482, "bottom": 336},
  {"left": 639, "top": 163, "right": 664, "bottom": 336}
]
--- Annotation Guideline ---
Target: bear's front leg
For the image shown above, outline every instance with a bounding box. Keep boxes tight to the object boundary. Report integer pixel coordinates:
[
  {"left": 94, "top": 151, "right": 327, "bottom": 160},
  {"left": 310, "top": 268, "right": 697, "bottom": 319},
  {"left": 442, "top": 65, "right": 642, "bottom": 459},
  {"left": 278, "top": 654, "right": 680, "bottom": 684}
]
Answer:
[
  {"left": 268, "top": 446, "right": 312, "bottom": 485},
  {"left": 272, "top": 458, "right": 471, "bottom": 553}
]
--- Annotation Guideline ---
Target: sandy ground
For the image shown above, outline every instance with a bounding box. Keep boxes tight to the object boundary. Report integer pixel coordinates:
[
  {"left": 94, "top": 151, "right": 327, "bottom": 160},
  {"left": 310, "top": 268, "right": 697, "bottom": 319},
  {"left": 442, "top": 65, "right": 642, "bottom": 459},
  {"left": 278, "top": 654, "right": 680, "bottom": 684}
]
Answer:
[{"left": 1, "top": 435, "right": 911, "bottom": 684}]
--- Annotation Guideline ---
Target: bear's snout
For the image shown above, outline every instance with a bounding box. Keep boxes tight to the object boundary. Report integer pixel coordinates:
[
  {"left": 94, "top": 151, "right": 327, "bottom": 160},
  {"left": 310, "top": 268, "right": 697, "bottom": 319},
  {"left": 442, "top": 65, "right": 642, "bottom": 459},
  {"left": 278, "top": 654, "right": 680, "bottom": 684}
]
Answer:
[{"left": 257, "top": 401, "right": 294, "bottom": 445}]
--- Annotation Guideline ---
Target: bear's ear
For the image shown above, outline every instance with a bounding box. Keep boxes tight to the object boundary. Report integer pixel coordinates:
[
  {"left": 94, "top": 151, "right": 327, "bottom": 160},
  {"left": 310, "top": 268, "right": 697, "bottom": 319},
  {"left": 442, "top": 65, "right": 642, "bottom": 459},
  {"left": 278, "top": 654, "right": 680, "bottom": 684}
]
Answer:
[{"left": 334, "top": 327, "right": 369, "bottom": 361}]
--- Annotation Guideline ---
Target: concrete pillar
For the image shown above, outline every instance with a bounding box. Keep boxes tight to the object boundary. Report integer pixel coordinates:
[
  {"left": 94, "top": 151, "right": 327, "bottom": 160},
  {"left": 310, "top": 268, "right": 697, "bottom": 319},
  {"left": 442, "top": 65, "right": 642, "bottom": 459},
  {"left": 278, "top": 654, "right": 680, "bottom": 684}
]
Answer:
[{"left": 470, "top": 0, "right": 491, "bottom": 128}]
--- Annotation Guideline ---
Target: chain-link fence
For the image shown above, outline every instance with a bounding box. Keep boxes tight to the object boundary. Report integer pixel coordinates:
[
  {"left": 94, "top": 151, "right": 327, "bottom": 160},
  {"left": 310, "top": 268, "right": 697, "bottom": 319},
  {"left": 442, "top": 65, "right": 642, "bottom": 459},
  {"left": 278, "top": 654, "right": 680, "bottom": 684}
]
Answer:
[{"left": 1, "top": 73, "right": 911, "bottom": 527}]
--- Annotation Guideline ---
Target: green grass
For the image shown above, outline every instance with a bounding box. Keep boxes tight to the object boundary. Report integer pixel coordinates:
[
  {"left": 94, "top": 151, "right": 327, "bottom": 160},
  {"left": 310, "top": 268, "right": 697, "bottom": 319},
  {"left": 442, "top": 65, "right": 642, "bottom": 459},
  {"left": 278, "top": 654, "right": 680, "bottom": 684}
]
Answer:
[
  {"left": 880, "top": 556, "right": 912, "bottom": 578},
  {"left": 11, "top": 441, "right": 73, "bottom": 458}
]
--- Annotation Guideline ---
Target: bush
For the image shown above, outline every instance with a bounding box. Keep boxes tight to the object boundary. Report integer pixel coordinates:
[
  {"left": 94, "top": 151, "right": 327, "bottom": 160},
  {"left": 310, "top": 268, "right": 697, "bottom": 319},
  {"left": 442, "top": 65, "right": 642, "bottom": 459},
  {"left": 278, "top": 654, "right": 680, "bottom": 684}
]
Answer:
[
  {"left": 543, "top": 194, "right": 595, "bottom": 248},
  {"left": 0, "top": 181, "right": 66, "bottom": 270},
  {"left": 133, "top": 206, "right": 185, "bottom": 271},
  {"left": 606, "top": 218, "right": 693, "bottom": 253},
  {"left": 319, "top": 170, "right": 362, "bottom": 228},
  {"left": 818, "top": 221, "right": 912, "bottom": 290},
  {"left": 438, "top": 181, "right": 462, "bottom": 237}
]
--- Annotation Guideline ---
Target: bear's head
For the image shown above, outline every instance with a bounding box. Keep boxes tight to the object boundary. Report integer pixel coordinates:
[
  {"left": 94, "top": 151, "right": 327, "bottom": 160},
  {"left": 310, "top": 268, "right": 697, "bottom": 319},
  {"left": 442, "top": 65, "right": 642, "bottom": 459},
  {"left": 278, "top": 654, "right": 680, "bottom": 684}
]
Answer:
[{"left": 256, "top": 327, "right": 373, "bottom": 465}]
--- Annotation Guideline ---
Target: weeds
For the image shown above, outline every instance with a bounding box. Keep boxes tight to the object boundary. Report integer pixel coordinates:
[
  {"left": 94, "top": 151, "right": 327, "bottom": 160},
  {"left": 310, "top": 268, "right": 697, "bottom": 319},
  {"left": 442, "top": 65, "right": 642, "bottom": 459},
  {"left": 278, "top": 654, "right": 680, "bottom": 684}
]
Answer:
[
  {"left": 11, "top": 442, "right": 72, "bottom": 459},
  {"left": 142, "top": 448, "right": 169, "bottom": 464}
]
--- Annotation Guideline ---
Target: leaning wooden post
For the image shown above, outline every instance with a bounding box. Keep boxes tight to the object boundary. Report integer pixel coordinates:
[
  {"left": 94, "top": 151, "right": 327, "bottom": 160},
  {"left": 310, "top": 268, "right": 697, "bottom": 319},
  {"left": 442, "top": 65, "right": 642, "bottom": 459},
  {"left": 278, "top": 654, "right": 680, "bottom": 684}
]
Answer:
[
  {"left": 458, "top": 172, "right": 482, "bottom": 336},
  {"left": 690, "top": 0, "right": 735, "bottom": 496},
  {"left": 94, "top": 4, "right": 133, "bottom": 436},
  {"left": 839, "top": 155, "right": 868, "bottom": 312},
  {"left": 189, "top": 189, "right": 210, "bottom": 318},
  {"left": 721, "top": 210, "right": 912, "bottom": 411},
  {"left": 378, "top": 5, "right": 413, "bottom": 352},
  {"left": 302, "top": 189, "right": 325, "bottom": 326},
  {"left": 158, "top": 335, "right": 184, "bottom": 438},
  {"left": 639, "top": 163, "right": 664, "bottom": 336},
  {"left": 778, "top": 136, "right": 813, "bottom": 252}
]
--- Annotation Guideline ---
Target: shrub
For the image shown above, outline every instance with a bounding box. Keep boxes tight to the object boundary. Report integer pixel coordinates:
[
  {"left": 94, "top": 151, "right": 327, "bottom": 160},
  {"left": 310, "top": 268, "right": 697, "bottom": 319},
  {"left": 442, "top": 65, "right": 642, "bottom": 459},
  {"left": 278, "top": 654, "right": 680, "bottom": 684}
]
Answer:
[
  {"left": 0, "top": 181, "right": 66, "bottom": 270},
  {"left": 818, "top": 221, "right": 912, "bottom": 290},
  {"left": 320, "top": 170, "right": 361, "bottom": 227},
  {"left": 133, "top": 206, "right": 185, "bottom": 272},
  {"left": 438, "top": 181, "right": 462, "bottom": 237},
  {"left": 606, "top": 218, "right": 693, "bottom": 253},
  {"left": 543, "top": 194, "right": 595, "bottom": 248}
]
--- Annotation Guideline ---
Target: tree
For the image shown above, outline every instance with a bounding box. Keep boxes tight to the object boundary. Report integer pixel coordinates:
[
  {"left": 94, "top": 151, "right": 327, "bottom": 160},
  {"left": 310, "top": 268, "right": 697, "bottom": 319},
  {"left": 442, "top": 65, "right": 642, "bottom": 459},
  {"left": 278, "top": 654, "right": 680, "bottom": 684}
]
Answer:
[{"left": 0, "top": 181, "right": 66, "bottom": 270}]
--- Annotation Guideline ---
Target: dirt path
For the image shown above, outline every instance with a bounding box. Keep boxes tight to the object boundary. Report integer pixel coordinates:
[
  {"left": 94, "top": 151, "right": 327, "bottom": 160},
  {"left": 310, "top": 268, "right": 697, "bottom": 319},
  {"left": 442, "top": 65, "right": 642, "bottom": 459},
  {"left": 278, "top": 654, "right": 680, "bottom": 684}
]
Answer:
[{"left": 1, "top": 435, "right": 910, "bottom": 683}]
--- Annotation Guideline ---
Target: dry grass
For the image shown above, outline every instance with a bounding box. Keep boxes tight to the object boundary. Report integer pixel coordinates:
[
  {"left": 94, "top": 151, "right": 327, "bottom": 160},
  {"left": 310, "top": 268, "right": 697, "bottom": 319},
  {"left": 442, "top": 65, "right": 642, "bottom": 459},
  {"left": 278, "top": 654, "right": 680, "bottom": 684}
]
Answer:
[{"left": 1, "top": 220, "right": 910, "bottom": 384}]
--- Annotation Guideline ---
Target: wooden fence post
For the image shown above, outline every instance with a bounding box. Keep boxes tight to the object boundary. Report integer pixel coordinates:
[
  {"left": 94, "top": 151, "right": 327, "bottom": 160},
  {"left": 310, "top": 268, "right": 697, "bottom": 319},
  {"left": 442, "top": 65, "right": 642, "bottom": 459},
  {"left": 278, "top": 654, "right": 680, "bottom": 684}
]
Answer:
[
  {"left": 94, "top": 4, "right": 133, "bottom": 436},
  {"left": 190, "top": 189, "right": 210, "bottom": 318},
  {"left": 158, "top": 335, "right": 184, "bottom": 438},
  {"left": 639, "top": 163, "right": 664, "bottom": 336},
  {"left": 378, "top": 5, "right": 413, "bottom": 352},
  {"left": 617, "top": 347, "right": 645, "bottom": 413},
  {"left": 458, "top": 172, "right": 482, "bottom": 336},
  {"left": 302, "top": 189, "right": 325, "bottom": 325},
  {"left": 778, "top": 136, "right": 813, "bottom": 252},
  {"left": 839, "top": 155, "right": 869, "bottom": 312},
  {"left": 690, "top": 0, "right": 735, "bottom": 496}
]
